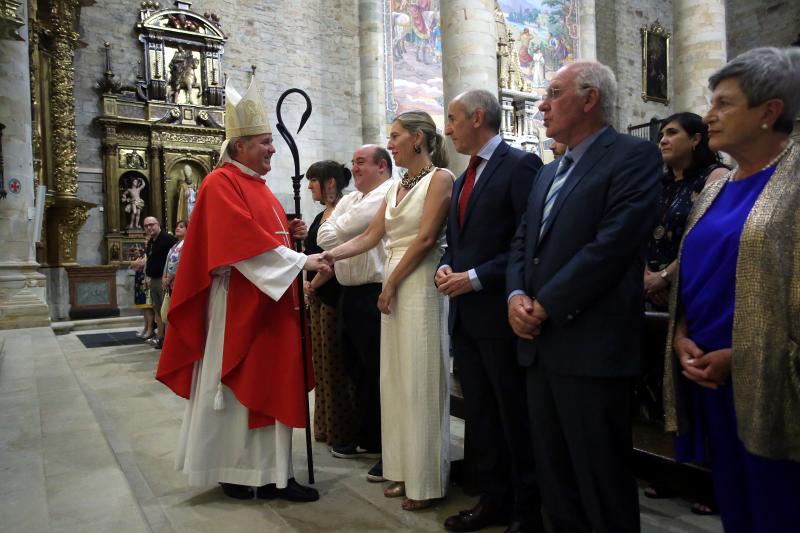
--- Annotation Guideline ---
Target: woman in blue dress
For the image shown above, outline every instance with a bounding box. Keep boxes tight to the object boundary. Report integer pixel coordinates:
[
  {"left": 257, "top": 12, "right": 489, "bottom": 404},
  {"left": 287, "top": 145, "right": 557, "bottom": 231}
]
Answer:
[{"left": 664, "top": 47, "right": 800, "bottom": 533}]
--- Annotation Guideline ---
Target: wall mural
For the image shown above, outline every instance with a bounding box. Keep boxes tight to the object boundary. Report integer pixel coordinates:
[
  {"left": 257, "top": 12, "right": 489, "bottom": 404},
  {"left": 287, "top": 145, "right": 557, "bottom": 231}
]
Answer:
[
  {"left": 384, "top": 0, "right": 444, "bottom": 130},
  {"left": 498, "top": 0, "right": 579, "bottom": 91}
]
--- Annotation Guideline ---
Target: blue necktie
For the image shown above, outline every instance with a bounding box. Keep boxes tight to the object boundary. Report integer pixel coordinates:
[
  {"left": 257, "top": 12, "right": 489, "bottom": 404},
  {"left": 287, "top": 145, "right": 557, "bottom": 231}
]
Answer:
[{"left": 539, "top": 154, "right": 574, "bottom": 238}]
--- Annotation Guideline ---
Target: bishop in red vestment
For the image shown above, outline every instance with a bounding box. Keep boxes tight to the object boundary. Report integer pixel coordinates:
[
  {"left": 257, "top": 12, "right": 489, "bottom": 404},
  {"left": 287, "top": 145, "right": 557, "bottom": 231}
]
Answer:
[{"left": 156, "top": 80, "right": 329, "bottom": 502}]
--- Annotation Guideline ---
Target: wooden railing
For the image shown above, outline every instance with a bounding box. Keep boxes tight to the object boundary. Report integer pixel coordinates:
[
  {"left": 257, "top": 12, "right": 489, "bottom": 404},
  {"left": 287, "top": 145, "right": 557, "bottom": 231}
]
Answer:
[{"left": 627, "top": 117, "right": 662, "bottom": 144}]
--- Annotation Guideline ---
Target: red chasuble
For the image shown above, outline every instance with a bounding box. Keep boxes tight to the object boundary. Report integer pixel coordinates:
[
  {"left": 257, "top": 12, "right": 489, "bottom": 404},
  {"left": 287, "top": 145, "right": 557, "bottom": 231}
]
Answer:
[{"left": 156, "top": 163, "right": 313, "bottom": 429}]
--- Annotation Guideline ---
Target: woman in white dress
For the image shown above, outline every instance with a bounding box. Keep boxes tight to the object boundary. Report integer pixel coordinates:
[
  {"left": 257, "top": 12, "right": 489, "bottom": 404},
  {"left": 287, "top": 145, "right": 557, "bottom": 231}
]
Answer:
[{"left": 323, "top": 111, "right": 454, "bottom": 510}]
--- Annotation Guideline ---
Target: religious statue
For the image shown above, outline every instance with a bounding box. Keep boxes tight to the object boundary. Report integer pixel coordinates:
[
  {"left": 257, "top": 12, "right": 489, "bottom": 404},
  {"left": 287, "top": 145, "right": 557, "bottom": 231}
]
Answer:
[
  {"left": 125, "top": 150, "right": 145, "bottom": 169},
  {"left": 176, "top": 164, "right": 197, "bottom": 222},
  {"left": 122, "top": 176, "right": 146, "bottom": 229},
  {"left": 168, "top": 46, "right": 200, "bottom": 104}
]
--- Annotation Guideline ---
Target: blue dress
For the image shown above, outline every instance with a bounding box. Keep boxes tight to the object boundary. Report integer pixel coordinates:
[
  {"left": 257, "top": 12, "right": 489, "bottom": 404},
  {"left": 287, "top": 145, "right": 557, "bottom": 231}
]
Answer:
[{"left": 679, "top": 165, "right": 800, "bottom": 533}]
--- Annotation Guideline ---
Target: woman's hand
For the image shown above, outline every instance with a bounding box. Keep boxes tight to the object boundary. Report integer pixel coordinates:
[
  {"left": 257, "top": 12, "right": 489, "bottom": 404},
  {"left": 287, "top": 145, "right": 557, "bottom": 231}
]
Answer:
[
  {"left": 303, "top": 281, "right": 317, "bottom": 303},
  {"left": 644, "top": 269, "right": 668, "bottom": 295},
  {"left": 691, "top": 349, "right": 733, "bottom": 389},
  {"left": 675, "top": 333, "right": 730, "bottom": 389},
  {"left": 378, "top": 284, "right": 396, "bottom": 315},
  {"left": 647, "top": 288, "right": 670, "bottom": 308}
]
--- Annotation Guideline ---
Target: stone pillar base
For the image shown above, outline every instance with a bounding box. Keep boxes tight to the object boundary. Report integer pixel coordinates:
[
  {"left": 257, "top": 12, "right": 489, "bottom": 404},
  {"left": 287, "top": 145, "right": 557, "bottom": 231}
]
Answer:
[{"left": 0, "top": 264, "right": 50, "bottom": 329}]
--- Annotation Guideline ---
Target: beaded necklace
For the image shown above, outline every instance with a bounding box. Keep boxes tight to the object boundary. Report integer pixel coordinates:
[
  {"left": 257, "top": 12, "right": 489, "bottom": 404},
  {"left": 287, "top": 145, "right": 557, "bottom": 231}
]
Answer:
[{"left": 401, "top": 163, "right": 435, "bottom": 189}]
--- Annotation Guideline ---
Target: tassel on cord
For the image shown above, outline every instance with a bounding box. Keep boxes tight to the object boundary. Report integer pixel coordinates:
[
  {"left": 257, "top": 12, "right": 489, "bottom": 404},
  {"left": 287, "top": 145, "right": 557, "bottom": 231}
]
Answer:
[{"left": 213, "top": 382, "right": 225, "bottom": 410}]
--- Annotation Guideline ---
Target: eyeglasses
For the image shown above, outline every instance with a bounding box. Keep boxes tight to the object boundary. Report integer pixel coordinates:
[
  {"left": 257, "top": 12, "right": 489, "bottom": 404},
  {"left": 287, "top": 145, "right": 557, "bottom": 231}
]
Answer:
[
  {"left": 543, "top": 84, "right": 596, "bottom": 101},
  {"left": 543, "top": 86, "right": 566, "bottom": 101}
]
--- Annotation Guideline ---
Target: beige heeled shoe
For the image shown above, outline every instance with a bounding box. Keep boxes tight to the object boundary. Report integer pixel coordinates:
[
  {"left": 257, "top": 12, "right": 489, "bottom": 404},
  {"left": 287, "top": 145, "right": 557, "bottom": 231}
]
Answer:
[{"left": 383, "top": 481, "right": 405, "bottom": 498}]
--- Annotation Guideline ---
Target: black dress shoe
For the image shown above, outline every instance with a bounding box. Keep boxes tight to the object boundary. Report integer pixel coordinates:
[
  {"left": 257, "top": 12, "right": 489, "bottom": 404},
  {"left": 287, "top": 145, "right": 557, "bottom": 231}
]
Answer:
[
  {"left": 504, "top": 520, "right": 545, "bottom": 533},
  {"left": 219, "top": 482, "right": 255, "bottom": 500},
  {"left": 444, "top": 501, "right": 507, "bottom": 532},
  {"left": 256, "top": 477, "right": 319, "bottom": 502}
]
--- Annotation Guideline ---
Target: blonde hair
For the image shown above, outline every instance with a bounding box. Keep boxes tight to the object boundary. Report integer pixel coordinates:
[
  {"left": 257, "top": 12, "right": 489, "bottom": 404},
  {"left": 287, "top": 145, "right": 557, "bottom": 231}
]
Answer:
[{"left": 393, "top": 111, "right": 449, "bottom": 168}]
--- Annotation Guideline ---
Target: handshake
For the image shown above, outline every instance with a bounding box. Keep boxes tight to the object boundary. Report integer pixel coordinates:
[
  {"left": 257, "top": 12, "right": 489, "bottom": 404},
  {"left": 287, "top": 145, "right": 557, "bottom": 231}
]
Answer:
[{"left": 303, "top": 251, "right": 337, "bottom": 275}]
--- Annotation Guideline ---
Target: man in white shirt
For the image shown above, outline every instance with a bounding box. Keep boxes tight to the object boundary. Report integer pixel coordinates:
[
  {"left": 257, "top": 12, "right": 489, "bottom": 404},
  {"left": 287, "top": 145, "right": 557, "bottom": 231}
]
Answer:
[{"left": 316, "top": 145, "right": 393, "bottom": 480}]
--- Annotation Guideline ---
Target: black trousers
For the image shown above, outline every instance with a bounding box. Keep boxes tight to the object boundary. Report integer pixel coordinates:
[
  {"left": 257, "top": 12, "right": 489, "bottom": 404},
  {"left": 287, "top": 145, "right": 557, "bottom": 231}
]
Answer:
[
  {"left": 452, "top": 324, "right": 540, "bottom": 521},
  {"left": 338, "top": 283, "right": 382, "bottom": 452},
  {"left": 526, "top": 365, "right": 640, "bottom": 533}
]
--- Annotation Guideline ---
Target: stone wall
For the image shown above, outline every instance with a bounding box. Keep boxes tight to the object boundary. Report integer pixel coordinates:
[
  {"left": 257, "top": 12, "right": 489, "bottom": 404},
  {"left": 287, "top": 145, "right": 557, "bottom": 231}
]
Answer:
[
  {"left": 726, "top": 0, "right": 800, "bottom": 58},
  {"left": 73, "top": 0, "right": 365, "bottom": 273},
  {"left": 594, "top": 0, "right": 674, "bottom": 131}
]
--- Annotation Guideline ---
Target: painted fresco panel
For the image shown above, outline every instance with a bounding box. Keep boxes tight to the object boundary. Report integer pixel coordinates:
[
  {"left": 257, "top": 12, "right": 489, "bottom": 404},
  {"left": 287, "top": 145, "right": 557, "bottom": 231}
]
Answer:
[
  {"left": 498, "top": 0, "right": 579, "bottom": 91},
  {"left": 384, "top": 0, "right": 444, "bottom": 129}
]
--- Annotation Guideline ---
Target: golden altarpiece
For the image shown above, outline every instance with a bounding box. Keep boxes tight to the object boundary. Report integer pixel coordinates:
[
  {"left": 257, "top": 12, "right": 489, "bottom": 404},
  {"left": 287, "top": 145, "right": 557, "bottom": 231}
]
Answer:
[{"left": 97, "top": 0, "right": 225, "bottom": 265}]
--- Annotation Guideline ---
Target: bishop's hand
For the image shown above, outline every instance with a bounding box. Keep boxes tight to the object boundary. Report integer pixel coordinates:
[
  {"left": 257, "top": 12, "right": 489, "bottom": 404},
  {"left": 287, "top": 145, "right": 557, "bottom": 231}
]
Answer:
[
  {"left": 289, "top": 218, "right": 308, "bottom": 241},
  {"left": 304, "top": 253, "right": 332, "bottom": 274}
]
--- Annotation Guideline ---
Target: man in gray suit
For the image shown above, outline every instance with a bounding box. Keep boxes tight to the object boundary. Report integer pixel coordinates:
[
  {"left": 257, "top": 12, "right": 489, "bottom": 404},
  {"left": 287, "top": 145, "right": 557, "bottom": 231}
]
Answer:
[{"left": 506, "top": 61, "right": 662, "bottom": 532}]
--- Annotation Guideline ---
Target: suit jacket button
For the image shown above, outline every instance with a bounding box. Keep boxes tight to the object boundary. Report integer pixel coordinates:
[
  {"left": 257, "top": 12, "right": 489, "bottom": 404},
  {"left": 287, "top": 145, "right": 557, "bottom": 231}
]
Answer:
[{"left": 533, "top": 257, "right": 540, "bottom": 265}]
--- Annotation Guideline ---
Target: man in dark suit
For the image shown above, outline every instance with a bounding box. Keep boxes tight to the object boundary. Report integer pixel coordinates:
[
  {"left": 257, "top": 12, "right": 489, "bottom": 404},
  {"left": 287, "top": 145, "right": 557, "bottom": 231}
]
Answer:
[
  {"left": 506, "top": 62, "right": 662, "bottom": 533},
  {"left": 437, "top": 90, "right": 544, "bottom": 533}
]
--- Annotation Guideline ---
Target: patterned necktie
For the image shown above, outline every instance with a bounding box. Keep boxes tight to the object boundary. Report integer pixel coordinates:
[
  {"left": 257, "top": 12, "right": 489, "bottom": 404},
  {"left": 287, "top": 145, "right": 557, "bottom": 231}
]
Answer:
[
  {"left": 458, "top": 155, "right": 482, "bottom": 226},
  {"left": 539, "top": 153, "right": 574, "bottom": 238}
]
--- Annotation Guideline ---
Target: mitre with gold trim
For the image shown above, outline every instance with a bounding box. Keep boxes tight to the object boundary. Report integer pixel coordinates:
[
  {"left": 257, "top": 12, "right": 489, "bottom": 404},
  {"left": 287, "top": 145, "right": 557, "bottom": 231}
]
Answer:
[{"left": 216, "top": 79, "right": 272, "bottom": 168}]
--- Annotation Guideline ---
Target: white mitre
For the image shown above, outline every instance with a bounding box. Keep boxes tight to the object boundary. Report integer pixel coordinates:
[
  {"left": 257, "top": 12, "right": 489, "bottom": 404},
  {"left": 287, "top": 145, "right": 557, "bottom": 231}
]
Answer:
[{"left": 216, "top": 80, "right": 272, "bottom": 169}]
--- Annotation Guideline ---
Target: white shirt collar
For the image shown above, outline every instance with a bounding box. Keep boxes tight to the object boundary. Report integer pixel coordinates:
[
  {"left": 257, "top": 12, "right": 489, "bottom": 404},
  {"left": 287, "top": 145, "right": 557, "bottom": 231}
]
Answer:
[
  {"left": 227, "top": 158, "right": 266, "bottom": 181},
  {"left": 476, "top": 134, "right": 503, "bottom": 162}
]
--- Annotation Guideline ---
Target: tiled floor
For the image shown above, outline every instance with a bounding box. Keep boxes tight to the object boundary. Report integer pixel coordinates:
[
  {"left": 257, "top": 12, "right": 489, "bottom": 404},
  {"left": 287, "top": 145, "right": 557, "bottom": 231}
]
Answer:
[{"left": 0, "top": 327, "right": 723, "bottom": 532}]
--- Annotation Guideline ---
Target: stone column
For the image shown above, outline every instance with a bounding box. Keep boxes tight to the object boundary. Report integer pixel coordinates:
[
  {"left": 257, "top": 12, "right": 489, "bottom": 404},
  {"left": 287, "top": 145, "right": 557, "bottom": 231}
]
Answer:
[
  {"left": 358, "top": 0, "right": 386, "bottom": 145},
  {"left": 0, "top": 3, "right": 50, "bottom": 329},
  {"left": 578, "top": 0, "right": 597, "bottom": 61},
  {"left": 441, "top": 0, "right": 498, "bottom": 170},
  {"left": 673, "top": 0, "right": 727, "bottom": 114}
]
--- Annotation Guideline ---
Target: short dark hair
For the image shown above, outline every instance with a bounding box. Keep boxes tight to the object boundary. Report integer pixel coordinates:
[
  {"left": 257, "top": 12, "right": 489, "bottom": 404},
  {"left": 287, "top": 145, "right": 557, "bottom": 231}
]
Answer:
[
  {"left": 176, "top": 219, "right": 189, "bottom": 229},
  {"left": 371, "top": 146, "right": 393, "bottom": 174}
]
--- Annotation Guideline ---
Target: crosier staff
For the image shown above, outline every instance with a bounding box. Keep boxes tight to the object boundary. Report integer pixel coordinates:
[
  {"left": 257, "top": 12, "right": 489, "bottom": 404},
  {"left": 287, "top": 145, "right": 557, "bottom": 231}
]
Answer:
[{"left": 275, "top": 88, "right": 315, "bottom": 484}]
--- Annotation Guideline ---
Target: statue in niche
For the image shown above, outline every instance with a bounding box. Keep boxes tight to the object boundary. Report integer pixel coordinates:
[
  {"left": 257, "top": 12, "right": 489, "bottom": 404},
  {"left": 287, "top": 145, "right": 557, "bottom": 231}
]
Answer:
[
  {"left": 122, "top": 176, "right": 147, "bottom": 229},
  {"left": 176, "top": 164, "right": 197, "bottom": 222},
  {"left": 168, "top": 46, "right": 199, "bottom": 104}
]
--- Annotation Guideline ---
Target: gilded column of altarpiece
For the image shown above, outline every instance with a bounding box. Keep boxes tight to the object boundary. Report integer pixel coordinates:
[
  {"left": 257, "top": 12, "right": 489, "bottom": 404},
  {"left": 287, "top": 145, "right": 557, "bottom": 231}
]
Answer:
[{"left": 28, "top": 0, "right": 96, "bottom": 266}]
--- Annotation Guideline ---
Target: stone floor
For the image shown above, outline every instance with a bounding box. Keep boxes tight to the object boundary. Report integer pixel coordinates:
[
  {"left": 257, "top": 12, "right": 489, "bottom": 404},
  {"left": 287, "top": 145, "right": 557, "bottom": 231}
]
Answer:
[{"left": 0, "top": 326, "right": 723, "bottom": 532}]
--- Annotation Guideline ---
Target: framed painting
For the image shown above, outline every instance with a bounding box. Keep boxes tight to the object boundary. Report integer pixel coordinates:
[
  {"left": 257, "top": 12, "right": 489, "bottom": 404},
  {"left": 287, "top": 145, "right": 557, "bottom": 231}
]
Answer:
[{"left": 641, "top": 20, "right": 671, "bottom": 104}]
